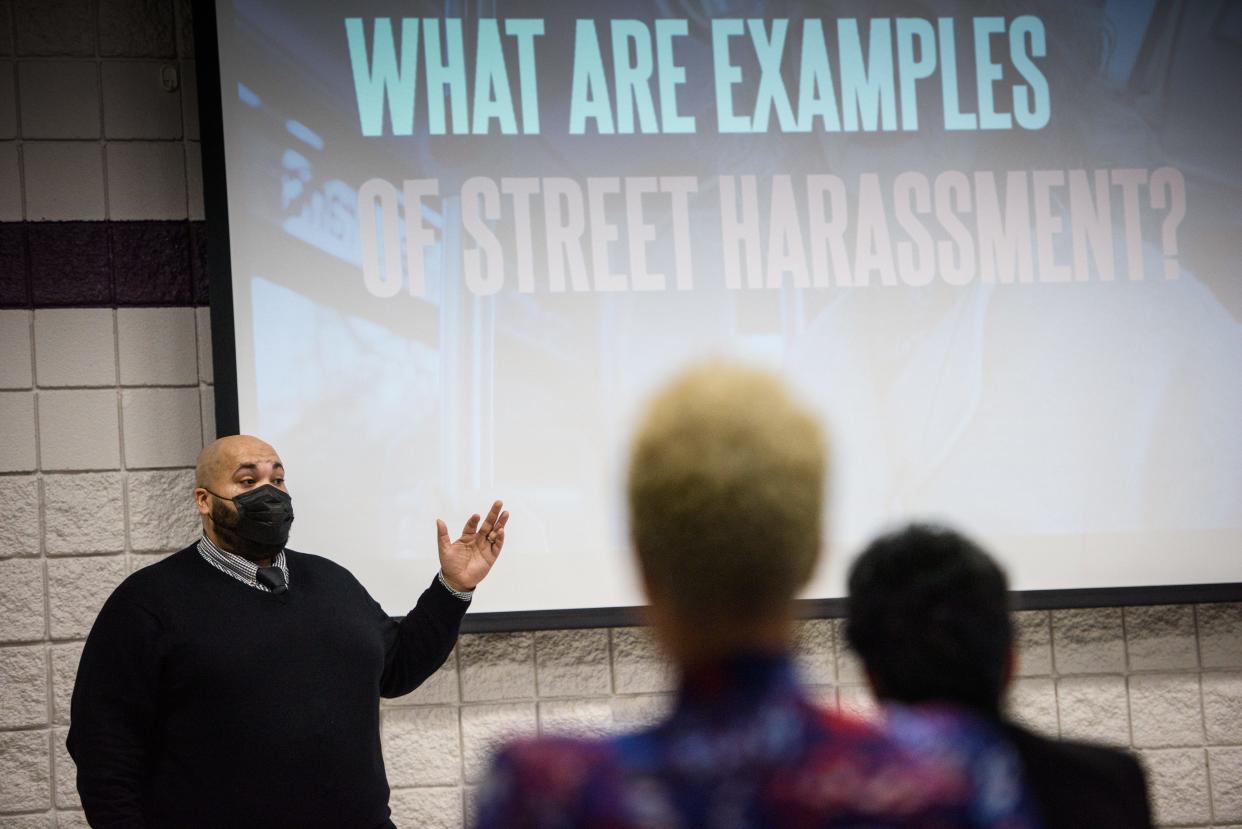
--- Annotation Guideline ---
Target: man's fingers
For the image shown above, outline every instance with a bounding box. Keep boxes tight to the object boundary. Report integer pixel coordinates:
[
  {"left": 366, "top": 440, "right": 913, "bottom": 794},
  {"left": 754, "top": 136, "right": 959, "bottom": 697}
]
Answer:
[
  {"left": 479, "top": 500, "right": 504, "bottom": 535},
  {"left": 484, "top": 512, "right": 509, "bottom": 546},
  {"left": 460, "top": 513, "right": 481, "bottom": 538},
  {"left": 436, "top": 519, "right": 450, "bottom": 550}
]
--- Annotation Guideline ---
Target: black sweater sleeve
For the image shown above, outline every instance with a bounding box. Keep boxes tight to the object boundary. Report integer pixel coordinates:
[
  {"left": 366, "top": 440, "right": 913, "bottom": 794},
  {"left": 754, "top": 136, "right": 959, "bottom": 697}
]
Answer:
[
  {"left": 377, "top": 574, "right": 470, "bottom": 697},
  {"left": 66, "top": 591, "right": 164, "bottom": 828}
]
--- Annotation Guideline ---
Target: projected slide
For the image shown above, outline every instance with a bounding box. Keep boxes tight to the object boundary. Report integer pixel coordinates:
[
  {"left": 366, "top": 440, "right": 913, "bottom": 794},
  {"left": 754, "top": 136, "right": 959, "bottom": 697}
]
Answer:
[{"left": 212, "top": 0, "right": 1242, "bottom": 616}]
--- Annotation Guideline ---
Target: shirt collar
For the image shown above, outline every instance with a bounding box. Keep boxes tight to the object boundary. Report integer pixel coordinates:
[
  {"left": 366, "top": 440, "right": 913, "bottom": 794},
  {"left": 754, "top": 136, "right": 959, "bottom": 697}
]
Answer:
[{"left": 196, "top": 534, "right": 290, "bottom": 592}]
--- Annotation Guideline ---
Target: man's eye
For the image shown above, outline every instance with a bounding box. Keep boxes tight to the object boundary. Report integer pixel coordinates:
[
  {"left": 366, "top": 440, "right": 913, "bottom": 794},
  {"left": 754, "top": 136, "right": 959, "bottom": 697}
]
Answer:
[
  {"left": 241, "top": 479, "right": 255, "bottom": 486},
  {"left": 274, "top": 479, "right": 285, "bottom": 486}
]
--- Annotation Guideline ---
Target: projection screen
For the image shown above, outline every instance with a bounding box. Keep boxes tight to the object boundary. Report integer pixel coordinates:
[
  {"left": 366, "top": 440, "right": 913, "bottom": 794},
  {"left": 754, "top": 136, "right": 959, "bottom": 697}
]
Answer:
[{"left": 202, "top": 0, "right": 1242, "bottom": 624}]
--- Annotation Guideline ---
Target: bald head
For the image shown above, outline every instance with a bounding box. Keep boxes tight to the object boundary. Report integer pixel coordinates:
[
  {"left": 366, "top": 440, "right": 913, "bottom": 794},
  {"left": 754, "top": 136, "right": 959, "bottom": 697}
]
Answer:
[{"left": 195, "top": 435, "right": 284, "bottom": 492}]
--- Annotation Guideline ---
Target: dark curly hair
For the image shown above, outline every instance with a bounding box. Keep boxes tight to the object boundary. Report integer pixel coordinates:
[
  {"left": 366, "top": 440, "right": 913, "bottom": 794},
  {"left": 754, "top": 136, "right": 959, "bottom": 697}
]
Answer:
[{"left": 845, "top": 524, "right": 1013, "bottom": 715}]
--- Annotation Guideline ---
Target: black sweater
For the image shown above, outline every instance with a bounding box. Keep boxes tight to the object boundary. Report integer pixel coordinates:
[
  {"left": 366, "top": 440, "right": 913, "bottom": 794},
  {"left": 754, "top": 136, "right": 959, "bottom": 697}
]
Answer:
[{"left": 67, "top": 545, "right": 469, "bottom": 828}]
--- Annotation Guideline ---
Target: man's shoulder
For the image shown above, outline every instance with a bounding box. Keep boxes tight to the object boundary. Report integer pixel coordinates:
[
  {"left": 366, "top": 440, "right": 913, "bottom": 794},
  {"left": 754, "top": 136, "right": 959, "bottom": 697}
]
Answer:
[
  {"left": 97, "top": 544, "right": 206, "bottom": 620},
  {"left": 115, "top": 544, "right": 204, "bottom": 595},
  {"left": 1003, "top": 722, "right": 1152, "bottom": 826},
  {"left": 1004, "top": 721, "right": 1144, "bottom": 778}
]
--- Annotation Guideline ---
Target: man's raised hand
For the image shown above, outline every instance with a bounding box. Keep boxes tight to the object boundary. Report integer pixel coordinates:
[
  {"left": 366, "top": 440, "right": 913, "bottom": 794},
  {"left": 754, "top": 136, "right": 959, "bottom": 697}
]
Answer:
[{"left": 437, "top": 500, "right": 509, "bottom": 592}]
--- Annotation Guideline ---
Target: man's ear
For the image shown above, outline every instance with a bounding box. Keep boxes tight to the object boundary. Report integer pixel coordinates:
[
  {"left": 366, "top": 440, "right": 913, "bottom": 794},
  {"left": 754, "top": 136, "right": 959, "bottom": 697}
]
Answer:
[{"left": 194, "top": 488, "right": 211, "bottom": 518}]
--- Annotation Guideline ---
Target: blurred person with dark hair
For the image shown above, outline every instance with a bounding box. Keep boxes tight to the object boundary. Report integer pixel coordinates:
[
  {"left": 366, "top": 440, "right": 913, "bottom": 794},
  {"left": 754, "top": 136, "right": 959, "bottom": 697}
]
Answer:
[
  {"left": 846, "top": 525, "right": 1153, "bottom": 829},
  {"left": 473, "top": 364, "right": 1039, "bottom": 829}
]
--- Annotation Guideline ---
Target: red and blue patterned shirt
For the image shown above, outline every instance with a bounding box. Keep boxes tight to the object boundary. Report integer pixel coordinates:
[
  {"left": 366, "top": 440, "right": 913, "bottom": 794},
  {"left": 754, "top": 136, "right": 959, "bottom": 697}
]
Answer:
[{"left": 474, "top": 653, "right": 1040, "bottom": 829}]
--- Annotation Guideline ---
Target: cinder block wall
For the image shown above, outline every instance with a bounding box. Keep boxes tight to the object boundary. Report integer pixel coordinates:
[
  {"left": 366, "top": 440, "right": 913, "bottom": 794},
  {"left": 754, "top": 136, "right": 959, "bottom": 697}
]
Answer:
[{"left": 0, "top": 2, "right": 1240, "bottom": 828}]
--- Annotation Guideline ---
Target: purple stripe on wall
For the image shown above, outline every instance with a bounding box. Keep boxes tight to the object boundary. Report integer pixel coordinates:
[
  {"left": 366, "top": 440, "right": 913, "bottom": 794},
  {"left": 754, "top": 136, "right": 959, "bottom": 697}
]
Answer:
[{"left": 0, "top": 221, "right": 209, "bottom": 309}]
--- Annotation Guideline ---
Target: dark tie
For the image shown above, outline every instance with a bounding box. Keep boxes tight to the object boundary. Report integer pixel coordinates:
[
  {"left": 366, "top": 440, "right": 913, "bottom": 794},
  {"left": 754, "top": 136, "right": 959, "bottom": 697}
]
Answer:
[{"left": 256, "top": 566, "right": 288, "bottom": 594}]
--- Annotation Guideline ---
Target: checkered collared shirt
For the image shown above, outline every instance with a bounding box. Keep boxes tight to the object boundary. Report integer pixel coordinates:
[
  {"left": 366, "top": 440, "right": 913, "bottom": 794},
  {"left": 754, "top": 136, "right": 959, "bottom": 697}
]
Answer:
[{"left": 196, "top": 535, "right": 290, "bottom": 593}]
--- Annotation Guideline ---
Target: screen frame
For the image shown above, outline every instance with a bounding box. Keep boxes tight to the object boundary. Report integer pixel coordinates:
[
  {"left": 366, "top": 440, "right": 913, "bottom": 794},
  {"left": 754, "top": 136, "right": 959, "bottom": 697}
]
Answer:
[{"left": 192, "top": 0, "right": 1242, "bottom": 633}]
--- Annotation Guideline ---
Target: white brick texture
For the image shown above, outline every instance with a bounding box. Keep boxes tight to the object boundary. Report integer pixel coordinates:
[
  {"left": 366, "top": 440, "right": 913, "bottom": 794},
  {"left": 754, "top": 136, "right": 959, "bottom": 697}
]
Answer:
[
  {"left": 120, "top": 387, "right": 202, "bottom": 468},
  {"left": 37, "top": 390, "right": 121, "bottom": 471},
  {"left": 458, "top": 632, "right": 535, "bottom": 702},
  {"left": 53, "top": 729, "right": 78, "bottom": 809},
  {"left": 0, "top": 63, "right": 16, "bottom": 140},
  {"left": 1210, "top": 746, "right": 1242, "bottom": 822},
  {"left": 50, "top": 643, "right": 83, "bottom": 726},
  {"left": 1057, "top": 675, "right": 1131, "bottom": 745},
  {"left": 1203, "top": 672, "right": 1242, "bottom": 744},
  {"left": 1051, "top": 607, "right": 1126, "bottom": 674},
  {"left": 1013, "top": 610, "right": 1053, "bottom": 676},
  {"left": 1140, "top": 748, "right": 1211, "bottom": 826},
  {"left": 101, "top": 61, "right": 183, "bottom": 139},
  {"left": 793, "top": 618, "right": 835, "bottom": 687},
  {"left": 382, "top": 706, "right": 461, "bottom": 787},
  {"left": 1006, "top": 677, "right": 1058, "bottom": 736},
  {"left": 43, "top": 473, "right": 126, "bottom": 555},
  {"left": 538, "top": 697, "right": 618, "bottom": 738},
  {"left": 610, "top": 627, "right": 674, "bottom": 694},
  {"left": 0, "top": 558, "right": 45, "bottom": 642},
  {"left": 0, "top": 645, "right": 49, "bottom": 728},
  {"left": 0, "top": 142, "right": 19, "bottom": 221},
  {"left": 125, "top": 469, "right": 199, "bottom": 551},
  {"left": 22, "top": 142, "right": 106, "bottom": 221},
  {"left": 0, "top": 476, "right": 40, "bottom": 556},
  {"left": 105, "top": 141, "right": 186, "bottom": 220},
  {"left": 18, "top": 61, "right": 99, "bottom": 139},
  {"left": 0, "top": 391, "right": 37, "bottom": 472},
  {"left": 388, "top": 786, "right": 463, "bottom": 829},
  {"left": 1200, "top": 603, "right": 1242, "bottom": 669},
  {"left": 0, "top": 730, "right": 51, "bottom": 812},
  {"left": 0, "top": 310, "right": 33, "bottom": 389},
  {"left": 117, "top": 308, "right": 198, "bottom": 386},
  {"left": 33, "top": 309, "right": 117, "bottom": 389},
  {"left": 534, "top": 628, "right": 611, "bottom": 698},
  {"left": 1128, "top": 673, "right": 1203, "bottom": 748},
  {"left": 1125, "top": 605, "right": 1198, "bottom": 671},
  {"left": 0, "top": 814, "right": 56, "bottom": 828},
  {"left": 194, "top": 307, "right": 213, "bottom": 383}
]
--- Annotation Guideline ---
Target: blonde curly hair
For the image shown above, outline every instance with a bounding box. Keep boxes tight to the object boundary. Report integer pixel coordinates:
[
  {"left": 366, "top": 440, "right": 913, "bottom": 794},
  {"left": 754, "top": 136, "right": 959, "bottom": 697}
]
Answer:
[{"left": 627, "top": 362, "right": 828, "bottom": 627}]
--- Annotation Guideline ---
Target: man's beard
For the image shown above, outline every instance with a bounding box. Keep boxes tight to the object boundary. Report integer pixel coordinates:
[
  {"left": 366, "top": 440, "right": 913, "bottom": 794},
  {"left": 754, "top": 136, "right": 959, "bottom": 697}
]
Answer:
[{"left": 210, "top": 499, "right": 285, "bottom": 563}]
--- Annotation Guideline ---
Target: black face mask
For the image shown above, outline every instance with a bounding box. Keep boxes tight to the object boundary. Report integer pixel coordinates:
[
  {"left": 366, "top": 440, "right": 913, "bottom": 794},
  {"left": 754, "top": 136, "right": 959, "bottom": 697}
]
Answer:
[{"left": 206, "top": 484, "right": 295, "bottom": 549}]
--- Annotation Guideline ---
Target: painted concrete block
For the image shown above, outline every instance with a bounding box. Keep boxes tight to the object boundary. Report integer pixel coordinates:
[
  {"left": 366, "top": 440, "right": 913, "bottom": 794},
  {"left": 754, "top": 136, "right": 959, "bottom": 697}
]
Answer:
[
  {"left": 0, "top": 729, "right": 50, "bottom": 811},
  {"left": 0, "top": 476, "right": 40, "bottom": 555},
  {"left": 37, "top": 389, "right": 121, "bottom": 471},
  {"left": 117, "top": 307, "right": 197, "bottom": 386},
  {"left": 33, "top": 309, "right": 116, "bottom": 388},
  {"left": 43, "top": 472, "right": 125, "bottom": 555},
  {"left": 1128, "top": 673, "right": 1203, "bottom": 748},
  {"left": 458, "top": 632, "right": 535, "bottom": 703},
  {"left": 0, "top": 644, "right": 48, "bottom": 727},
  {"left": 0, "top": 557, "right": 45, "bottom": 641},
  {"left": 610, "top": 627, "right": 674, "bottom": 694},
  {"left": 1056, "top": 675, "right": 1130, "bottom": 746},
  {"left": 1125, "top": 605, "right": 1198, "bottom": 671},
  {"left": 534, "top": 628, "right": 610, "bottom": 698},
  {"left": 1051, "top": 608, "right": 1125, "bottom": 674},
  {"left": 381, "top": 706, "right": 461, "bottom": 788}
]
